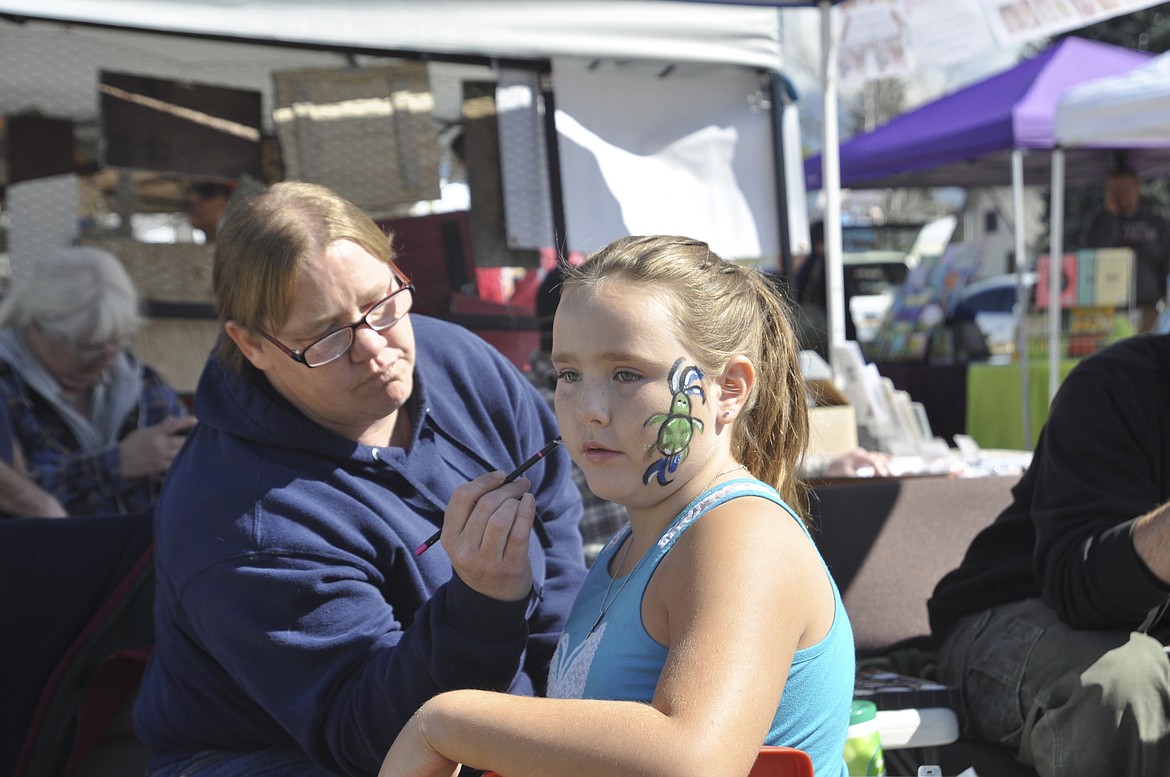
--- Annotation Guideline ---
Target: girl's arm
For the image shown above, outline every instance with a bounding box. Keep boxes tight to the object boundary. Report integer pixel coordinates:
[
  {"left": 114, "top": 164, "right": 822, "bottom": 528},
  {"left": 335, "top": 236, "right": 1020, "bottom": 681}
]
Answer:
[{"left": 381, "top": 499, "right": 833, "bottom": 777}]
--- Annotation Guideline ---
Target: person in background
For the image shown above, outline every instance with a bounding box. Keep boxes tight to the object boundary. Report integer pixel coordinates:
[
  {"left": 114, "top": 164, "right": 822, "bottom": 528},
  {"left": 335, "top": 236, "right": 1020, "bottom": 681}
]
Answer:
[
  {"left": 0, "top": 401, "right": 66, "bottom": 517},
  {"left": 928, "top": 333, "right": 1170, "bottom": 776},
  {"left": 1080, "top": 167, "right": 1170, "bottom": 333},
  {"left": 187, "top": 180, "right": 234, "bottom": 242},
  {"left": 792, "top": 220, "right": 859, "bottom": 355},
  {"left": 0, "top": 247, "right": 193, "bottom": 516},
  {"left": 381, "top": 235, "right": 854, "bottom": 777},
  {"left": 134, "top": 181, "right": 587, "bottom": 777}
]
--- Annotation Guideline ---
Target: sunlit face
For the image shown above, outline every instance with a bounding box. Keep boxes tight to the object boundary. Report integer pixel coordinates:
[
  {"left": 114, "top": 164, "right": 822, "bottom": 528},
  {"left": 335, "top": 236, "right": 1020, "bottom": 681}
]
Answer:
[
  {"left": 250, "top": 239, "right": 416, "bottom": 443},
  {"left": 551, "top": 283, "right": 717, "bottom": 514}
]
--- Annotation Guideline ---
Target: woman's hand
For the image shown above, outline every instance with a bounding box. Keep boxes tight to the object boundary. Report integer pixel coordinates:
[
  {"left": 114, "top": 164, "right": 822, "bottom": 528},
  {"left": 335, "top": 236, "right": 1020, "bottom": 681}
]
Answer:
[
  {"left": 118, "top": 416, "right": 197, "bottom": 479},
  {"left": 826, "top": 447, "right": 892, "bottom": 478},
  {"left": 439, "top": 471, "right": 536, "bottom": 602}
]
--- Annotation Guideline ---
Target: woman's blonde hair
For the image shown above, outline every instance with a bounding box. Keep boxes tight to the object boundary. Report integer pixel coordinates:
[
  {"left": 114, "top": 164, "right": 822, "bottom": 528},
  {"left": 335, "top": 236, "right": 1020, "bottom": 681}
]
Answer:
[
  {"left": 562, "top": 236, "right": 809, "bottom": 516},
  {"left": 212, "top": 181, "right": 397, "bottom": 374}
]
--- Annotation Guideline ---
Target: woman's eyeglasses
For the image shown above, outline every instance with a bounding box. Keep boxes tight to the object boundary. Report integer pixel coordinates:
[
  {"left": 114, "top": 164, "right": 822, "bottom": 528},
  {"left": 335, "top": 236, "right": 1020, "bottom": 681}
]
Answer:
[{"left": 258, "top": 277, "right": 415, "bottom": 369}]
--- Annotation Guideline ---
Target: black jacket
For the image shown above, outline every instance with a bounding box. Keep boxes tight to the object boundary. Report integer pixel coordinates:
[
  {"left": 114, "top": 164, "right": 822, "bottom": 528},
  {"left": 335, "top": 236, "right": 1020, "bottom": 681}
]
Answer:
[{"left": 929, "top": 334, "right": 1170, "bottom": 641}]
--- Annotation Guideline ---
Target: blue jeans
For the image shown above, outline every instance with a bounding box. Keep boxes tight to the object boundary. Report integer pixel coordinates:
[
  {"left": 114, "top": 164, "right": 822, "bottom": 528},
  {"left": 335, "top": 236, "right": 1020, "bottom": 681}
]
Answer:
[
  {"left": 147, "top": 747, "right": 337, "bottom": 776},
  {"left": 938, "top": 597, "right": 1170, "bottom": 777}
]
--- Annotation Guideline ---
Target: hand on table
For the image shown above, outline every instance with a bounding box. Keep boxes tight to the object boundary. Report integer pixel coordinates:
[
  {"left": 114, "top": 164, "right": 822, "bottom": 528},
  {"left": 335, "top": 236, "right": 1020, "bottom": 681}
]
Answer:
[{"left": 825, "top": 448, "right": 892, "bottom": 478}]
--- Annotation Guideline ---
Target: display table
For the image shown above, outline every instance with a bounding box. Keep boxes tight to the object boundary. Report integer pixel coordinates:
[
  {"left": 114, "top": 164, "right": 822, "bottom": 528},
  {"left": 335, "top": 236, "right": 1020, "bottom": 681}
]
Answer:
[
  {"left": 874, "top": 362, "right": 969, "bottom": 444},
  {"left": 965, "top": 360, "right": 1079, "bottom": 450}
]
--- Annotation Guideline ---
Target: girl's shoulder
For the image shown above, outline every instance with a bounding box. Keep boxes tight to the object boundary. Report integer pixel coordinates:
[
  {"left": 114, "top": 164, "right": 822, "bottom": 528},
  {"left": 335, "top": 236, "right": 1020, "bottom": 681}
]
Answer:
[
  {"left": 647, "top": 482, "right": 835, "bottom": 650},
  {"left": 665, "top": 483, "right": 819, "bottom": 579}
]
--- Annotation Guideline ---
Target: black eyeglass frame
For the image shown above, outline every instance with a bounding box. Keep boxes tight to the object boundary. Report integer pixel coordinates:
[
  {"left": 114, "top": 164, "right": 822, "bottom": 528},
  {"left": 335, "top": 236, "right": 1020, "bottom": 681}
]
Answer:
[{"left": 257, "top": 267, "right": 415, "bottom": 369}]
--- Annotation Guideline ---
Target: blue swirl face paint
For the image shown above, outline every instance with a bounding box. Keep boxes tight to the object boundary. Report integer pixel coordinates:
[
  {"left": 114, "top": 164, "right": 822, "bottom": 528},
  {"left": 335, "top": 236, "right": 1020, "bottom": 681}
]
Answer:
[{"left": 643, "top": 358, "right": 705, "bottom": 486}]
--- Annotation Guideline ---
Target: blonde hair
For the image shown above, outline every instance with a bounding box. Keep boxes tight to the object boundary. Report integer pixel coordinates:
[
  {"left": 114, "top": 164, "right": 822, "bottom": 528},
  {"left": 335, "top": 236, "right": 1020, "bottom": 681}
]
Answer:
[
  {"left": 562, "top": 235, "right": 809, "bottom": 516},
  {"left": 212, "top": 181, "right": 397, "bottom": 373},
  {"left": 0, "top": 246, "right": 141, "bottom": 347}
]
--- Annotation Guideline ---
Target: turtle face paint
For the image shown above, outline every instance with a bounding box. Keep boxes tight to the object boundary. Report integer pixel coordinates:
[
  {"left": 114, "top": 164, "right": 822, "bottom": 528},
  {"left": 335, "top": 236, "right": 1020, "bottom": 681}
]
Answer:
[{"left": 643, "top": 358, "right": 706, "bottom": 486}]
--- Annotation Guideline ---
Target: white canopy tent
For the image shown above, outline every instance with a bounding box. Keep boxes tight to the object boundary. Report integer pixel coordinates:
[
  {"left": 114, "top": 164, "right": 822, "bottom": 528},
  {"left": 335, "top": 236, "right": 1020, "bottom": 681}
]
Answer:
[
  {"left": 0, "top": 0, "right": 809, "bottom": 266},
  {"left": 1047, "top": 51, "right": 1170, "bottom": 399},
  {"left": 0, "top": 0, "right": 862, "bottom": 370},
  {"left": 1055, "top": 50, "right": 1170, "bottom": 148},
  {"left": 0, "top": 0, "right": 785, "bottom": 70}
]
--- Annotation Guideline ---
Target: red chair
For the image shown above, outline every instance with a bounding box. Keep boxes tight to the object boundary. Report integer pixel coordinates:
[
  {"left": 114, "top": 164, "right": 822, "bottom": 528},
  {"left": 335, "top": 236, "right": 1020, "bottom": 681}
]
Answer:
[
  {"left": 482, "top": 745, "right": 814, "bottom": 777},
  {"left": 750, "top": 747, "right": 815, "bottom": 777}
]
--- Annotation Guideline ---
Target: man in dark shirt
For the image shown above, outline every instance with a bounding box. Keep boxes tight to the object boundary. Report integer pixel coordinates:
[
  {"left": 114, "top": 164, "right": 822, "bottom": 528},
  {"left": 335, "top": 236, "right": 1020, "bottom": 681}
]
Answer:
[
  {"left": 1080, "top": 168, "right": 1170, "bottom": 333},
  {"left": 928, "top": 334, "right": 1170, "bottom": 777}
]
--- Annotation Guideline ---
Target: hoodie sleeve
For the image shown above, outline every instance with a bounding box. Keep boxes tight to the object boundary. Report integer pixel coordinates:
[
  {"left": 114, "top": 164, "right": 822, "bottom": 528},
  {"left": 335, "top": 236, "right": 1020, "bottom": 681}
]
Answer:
[{"left": 178, "top": 537, "right": 535, "bottom": 777}]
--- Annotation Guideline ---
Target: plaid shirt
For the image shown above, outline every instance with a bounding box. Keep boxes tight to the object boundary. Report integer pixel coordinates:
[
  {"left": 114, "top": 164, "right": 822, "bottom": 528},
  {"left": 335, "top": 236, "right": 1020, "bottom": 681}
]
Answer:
[
  {"left": 528, "top": 350, "right": 628, "bottom": 565},
  {"left": 0, "top": 359, "right": 186, "bottom": 516}
]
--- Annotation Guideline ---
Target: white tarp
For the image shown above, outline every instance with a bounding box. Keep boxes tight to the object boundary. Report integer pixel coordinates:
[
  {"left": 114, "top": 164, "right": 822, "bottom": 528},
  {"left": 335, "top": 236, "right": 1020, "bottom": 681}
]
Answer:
[
  {"left": 1055, "top": 51, "right": 1170, "bottom": 148},
  {"left": 553, "top": 59, "right": 778, "bottom": 260},
  {"left": 0, "top": 1, "right": 783, "bottom": 71}
]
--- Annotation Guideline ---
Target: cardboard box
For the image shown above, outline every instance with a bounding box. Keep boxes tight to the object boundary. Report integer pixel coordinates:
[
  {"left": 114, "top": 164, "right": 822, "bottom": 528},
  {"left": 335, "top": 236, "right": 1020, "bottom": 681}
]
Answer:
[
  {"left": 808, "top": 404, "right": 860, "bottom": 460},
  {"left": 806, "top": 378, "right": 859, "bottom": 459}
]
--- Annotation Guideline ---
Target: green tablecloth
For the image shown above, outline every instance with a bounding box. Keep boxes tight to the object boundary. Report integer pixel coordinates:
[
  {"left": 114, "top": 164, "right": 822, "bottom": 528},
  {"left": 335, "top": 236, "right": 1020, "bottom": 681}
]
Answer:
[{"left": 965, "top": 360, "right": 1079, "bottom": 451}]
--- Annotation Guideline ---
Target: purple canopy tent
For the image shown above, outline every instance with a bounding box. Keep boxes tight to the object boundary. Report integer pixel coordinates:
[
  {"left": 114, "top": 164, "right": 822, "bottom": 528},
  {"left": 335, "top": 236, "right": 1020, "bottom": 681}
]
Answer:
[
  {"left": 803, "top": 37, "right": 1157, "bottom": 191},
  {"left": 803, "top": 37, "right": 1162, "bottom": 448}
]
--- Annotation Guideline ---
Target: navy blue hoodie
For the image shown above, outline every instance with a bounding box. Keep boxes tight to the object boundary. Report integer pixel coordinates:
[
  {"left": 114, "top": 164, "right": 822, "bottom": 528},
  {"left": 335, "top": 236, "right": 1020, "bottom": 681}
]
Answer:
[{"left": 134, "top": 316, "right": 586, "bottom": 776}]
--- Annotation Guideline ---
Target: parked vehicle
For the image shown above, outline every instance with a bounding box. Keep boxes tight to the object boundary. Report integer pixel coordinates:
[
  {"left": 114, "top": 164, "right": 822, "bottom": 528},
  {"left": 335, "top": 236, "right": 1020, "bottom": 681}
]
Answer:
[
  {"left": 948, "top": 272, "right": 1038, "bottom": 360},
  {"left": 843, "top": 250, "right": 911, "bottom": 343},
  {"left": 844, "top": 216, "right": 957, "bottom": 343}
]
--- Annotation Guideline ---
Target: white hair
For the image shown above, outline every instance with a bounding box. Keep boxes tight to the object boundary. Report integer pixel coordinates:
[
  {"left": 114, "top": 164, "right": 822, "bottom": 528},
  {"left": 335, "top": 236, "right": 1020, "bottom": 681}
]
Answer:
[{"left": 0, "top": 247, "right": 141, "bottom": 346}]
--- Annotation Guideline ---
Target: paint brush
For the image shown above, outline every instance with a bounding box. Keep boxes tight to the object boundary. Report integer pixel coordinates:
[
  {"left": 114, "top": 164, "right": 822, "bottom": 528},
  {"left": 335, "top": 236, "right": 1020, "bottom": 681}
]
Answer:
[{"left": 414, "top": 437, "right": 562, "bottom": 556}]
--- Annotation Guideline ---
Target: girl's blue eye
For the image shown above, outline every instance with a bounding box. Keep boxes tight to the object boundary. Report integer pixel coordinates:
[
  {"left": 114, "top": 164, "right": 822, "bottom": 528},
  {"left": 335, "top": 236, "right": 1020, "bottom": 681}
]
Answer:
[
  {"left": 556, "top": 370, "right": 580, "bottom": 383},
  {"left": 614, "top": 370, "right": 641, "bottom": 383}
]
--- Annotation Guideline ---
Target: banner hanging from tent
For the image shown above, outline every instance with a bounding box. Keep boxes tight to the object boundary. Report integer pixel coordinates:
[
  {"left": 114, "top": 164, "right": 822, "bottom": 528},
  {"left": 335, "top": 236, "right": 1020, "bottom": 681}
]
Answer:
[{"left": 837, "top": 0, "right": 1165, "bottom": 82}]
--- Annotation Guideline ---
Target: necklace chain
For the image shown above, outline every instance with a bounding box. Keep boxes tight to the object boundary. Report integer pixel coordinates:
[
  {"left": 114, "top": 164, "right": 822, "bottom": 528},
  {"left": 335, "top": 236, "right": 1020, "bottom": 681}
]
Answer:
[
  {"left": 588, "top": 463, "right": 747, "bottom": 634},
  {"left": 589, "top": 533, "right": 637, "bottom": 633},
  {"left": 698, "top": 463, "right": 747, "bottom": 497}
]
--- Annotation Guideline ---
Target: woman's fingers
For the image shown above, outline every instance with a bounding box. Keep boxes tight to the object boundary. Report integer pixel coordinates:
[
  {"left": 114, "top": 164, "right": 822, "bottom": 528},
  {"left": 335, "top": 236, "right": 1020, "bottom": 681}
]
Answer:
[{"left": 441, "top": 475, "right": 535, "bottom": 602}]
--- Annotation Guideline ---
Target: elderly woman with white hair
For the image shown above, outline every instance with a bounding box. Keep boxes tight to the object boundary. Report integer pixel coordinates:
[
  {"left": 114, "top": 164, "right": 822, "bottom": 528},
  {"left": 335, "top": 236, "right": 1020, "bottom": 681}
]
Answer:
[{"left": 0, "top": 246, "right": 195, "bottom": 515}]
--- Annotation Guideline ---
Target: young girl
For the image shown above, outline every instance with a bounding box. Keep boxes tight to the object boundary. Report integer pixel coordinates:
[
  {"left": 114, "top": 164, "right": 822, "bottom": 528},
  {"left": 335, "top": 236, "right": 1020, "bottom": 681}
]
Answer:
[{"left": 380, "top": 235, "right": 854, "bottom": 777}]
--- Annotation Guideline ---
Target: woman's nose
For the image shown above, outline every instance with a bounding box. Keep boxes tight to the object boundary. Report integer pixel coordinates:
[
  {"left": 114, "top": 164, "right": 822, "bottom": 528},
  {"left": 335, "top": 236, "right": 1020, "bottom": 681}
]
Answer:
[{"left": 349, "top": 324, "right": 387, "bottom": 360}]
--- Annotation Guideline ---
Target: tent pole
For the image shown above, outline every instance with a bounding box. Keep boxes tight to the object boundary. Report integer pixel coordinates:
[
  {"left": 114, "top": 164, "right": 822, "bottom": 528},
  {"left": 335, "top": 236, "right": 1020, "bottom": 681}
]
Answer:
[
  {"left": 540, "top": 70, "right": 570, "bottom": 267},
  {"left": 1048, "top": 148, "right": 1066, "bottom": 401},
  {"left": 1012, "top": 150, "right": 1031, "bottom": 450},
  {"left": 770, "top": 71, "right": 796, "bottom": 280},
  {"left": 819, "top": 0, "right": 846, "bottom": 370}
]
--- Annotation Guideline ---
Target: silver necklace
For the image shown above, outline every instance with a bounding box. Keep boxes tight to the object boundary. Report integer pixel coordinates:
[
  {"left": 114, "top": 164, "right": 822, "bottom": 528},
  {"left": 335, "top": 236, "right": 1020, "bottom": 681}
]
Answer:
[
  {"left": 589, "top": 531, "right": 638, "bottom": 634},
  {"left": 698, "top": 463, "right": 747, "bottom": 496},
  {"left": 587, "top": 463, "right": 747, "bottom": 634}
]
